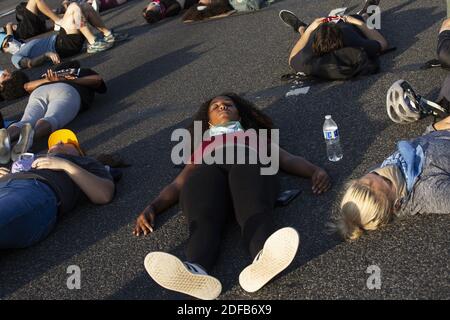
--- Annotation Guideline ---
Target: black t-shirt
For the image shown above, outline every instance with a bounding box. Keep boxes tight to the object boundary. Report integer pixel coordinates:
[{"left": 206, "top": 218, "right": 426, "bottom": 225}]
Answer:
[
  {"left": 55, "top": 28, "right": 85, "bottom": 58},
  {"left": 0, "top": 154, "right": 113, "bottom": 214},
  {"left": 38, "top": 68, "right": 107, "bottom": 110},
  {"left": 290, "top": 21, "right": 382, "bottom": 72}
]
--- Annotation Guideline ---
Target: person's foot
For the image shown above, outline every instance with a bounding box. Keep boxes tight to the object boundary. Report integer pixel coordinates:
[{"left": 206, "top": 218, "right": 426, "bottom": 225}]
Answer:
[
  {"left": 103, "top": 30, "right": 129, "bottom": 44},
  {"left": 279, "top": 10, "right": 308, "bottom": 33},
  {"left": 0, "top": 129, "right": 11, "bottom": 165},
  {"left": 87, "top": 38, "right": 113, "bottom": 53},
  {"left": 357, "top": 0, "right": 381, "bottom": 15},
  {"left": 11, "top": 124, "right": 34, "bottom": 162},
  {"left": 144, "top": 252, "right": 222, "bottom": 300},
  {"left": 239, "top": 227, "right": 300, "bottom": 293}
]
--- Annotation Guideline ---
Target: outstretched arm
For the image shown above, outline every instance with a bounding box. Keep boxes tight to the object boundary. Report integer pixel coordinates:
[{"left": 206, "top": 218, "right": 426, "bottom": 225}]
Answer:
[
  {"left": 278, "top": 146, "right": 331, "bottom": 194},
  {"left": 133, "top": 163, "right": 197, "bottom": 236}
]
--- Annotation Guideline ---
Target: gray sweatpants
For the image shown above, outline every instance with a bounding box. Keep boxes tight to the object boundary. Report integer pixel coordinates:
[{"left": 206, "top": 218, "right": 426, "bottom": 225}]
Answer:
[{"left": 12, "top": 83, "right": 81, "bottom": 132}]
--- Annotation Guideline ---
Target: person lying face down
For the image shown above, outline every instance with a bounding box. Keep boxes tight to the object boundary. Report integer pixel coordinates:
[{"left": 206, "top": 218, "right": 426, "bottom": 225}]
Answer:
[
  {"left": 279, "top": 2, "right": 388, "bottom": 78},
  {"left": 0, "top": 64, "right": 106, "bottom": 162},
  {"left": 0, "top": 129, "right": 115, "bottom": 250},
  {"left": 133, "top": 93, "right": 332, "bottom": 300}
]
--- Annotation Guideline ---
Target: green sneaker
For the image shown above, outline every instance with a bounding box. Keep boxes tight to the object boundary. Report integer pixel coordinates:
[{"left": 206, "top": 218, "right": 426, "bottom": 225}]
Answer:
[
  {"left": 87, "top": 39, "right": 113, "bottom": 54},
  {"left": 103, "top": 31, "right": 129, "bottom": 44}
]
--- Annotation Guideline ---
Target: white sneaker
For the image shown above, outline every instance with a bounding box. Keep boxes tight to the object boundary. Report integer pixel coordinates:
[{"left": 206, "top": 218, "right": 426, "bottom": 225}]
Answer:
[
  {"left": 11, "top": 123, "right": 34, "bottom": 162},
  {"left": 144, "top": 252, "right": 222, "bottom": 300},
  {"left": 0, "top": 129, "right": 11, "bottom": 165},
  {"left": 239, "top": 227, "right": 300, "bottom": 293}
]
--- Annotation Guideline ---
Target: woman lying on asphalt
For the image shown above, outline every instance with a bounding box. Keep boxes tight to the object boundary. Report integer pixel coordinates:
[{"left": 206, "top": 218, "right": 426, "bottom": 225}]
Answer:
[
  {"left": 279, "top": 0, "right": 388, "bottom": 78},
  {"left": 133, "top": 93, "right": 331, "bottom": 300},
  {"left": 0, "top": 66, "right": 106, "bottom": 163},
  {"left": 332, "top": 77, "right": 450, "bottom": 240},
  {"left": 0, "top": 129, "right": 115, "bottom": 249}
]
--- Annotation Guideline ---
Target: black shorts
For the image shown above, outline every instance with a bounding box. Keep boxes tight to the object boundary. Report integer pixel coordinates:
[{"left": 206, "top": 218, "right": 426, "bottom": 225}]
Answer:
[
  {"left": 437, "top": 30, "right": 450, "bottom": 66},
  {"left": 13, "top": 4, "right": 47, "bottom": 40}
]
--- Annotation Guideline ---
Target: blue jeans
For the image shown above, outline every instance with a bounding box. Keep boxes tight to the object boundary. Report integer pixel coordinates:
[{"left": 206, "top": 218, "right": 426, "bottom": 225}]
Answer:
[{"left": 0, "top": 179, "right": 58, "bottom": 249}]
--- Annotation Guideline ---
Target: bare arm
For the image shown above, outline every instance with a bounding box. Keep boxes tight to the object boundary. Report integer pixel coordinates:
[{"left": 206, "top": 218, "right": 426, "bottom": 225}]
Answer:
[
  {"left": 24, "top": 70, "right": 102, "bottom": 93},
  {"left": 66, "top": 74, "right": 104, "bottom": 89},
  {"left": 133, "top": 163, "right": 197, "bottom": 235},
  {"left": 24, "top": 76, "right": 51, "bottom": 93},
  {"left": 278, "top": 146, "right": 331, "bottom": 194},
  {"left": 64, "top": 161, "right": 115, "bottom": 204},
  {"left": 32, "top": 157, "right": 115, "bottom": 204},
  {"left": 344, "top": 15, "right": 388, "bottom": 51},
  {"left": 289, "top": 18, "right": 325, "bottom": 65}
]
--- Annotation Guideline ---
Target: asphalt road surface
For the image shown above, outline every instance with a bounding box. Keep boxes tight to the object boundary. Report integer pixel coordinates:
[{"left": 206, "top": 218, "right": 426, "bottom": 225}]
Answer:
[{"left": 0, "top": 0, "right": 448, "bottom": 300}]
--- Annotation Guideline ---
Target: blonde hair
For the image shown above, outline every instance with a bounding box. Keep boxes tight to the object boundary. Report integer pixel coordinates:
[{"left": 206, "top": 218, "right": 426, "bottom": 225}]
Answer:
[{"left": 330, "top": 180, "right": 393, "bottom": 240}]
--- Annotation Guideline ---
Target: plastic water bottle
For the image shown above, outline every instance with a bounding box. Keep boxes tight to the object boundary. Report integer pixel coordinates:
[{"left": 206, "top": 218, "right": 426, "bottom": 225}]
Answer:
[{"left": 323, "top": 115, "right": 343, "bottom": 162}]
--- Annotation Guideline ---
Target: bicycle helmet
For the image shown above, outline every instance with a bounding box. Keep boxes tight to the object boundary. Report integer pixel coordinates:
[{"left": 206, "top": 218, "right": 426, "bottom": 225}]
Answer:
[{"left": 386, "top": 80, "right": 422, "bottom": 124}]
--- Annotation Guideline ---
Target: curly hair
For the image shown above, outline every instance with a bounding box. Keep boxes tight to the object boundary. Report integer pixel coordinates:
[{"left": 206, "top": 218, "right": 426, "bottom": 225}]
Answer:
[
  {"left": 187, "top": 93, "right": 274, "bottom": 149},
  {"left": 0, "top": 70, "right": 29, "bottom": 101}
]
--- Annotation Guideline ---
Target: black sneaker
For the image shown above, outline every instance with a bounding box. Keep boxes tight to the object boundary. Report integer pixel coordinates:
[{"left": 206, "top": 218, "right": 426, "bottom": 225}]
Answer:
[
  {"left": 357, "top": 0, "right": 381, "bottom": 15},
  {"left": 279, "top": 10, "right": 307, "bottom": 33}
]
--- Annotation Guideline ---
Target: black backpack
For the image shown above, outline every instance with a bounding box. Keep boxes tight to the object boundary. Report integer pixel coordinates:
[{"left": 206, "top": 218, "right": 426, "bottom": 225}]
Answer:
[{"left": 307, "top": 47, "right": 379, "bottom": 81}]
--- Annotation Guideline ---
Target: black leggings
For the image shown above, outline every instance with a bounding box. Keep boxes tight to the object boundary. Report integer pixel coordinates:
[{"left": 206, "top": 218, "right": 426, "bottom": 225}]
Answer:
[{"left": 179, "top": 163, "right": 279, "bottom": 272}]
